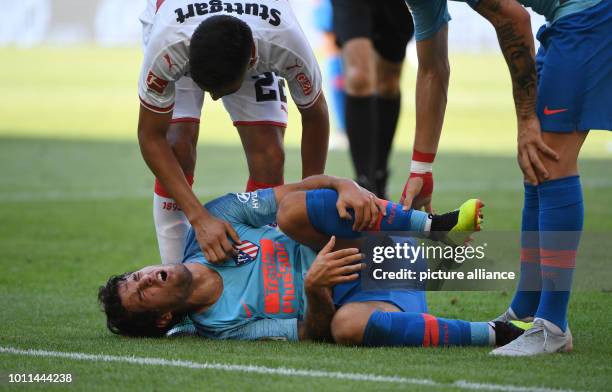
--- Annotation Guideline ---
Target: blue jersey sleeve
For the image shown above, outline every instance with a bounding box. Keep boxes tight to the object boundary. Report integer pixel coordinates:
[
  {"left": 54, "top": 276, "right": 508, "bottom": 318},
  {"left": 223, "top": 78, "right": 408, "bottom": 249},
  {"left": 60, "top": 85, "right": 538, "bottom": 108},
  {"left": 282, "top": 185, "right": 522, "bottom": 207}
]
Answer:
[
  {"left": 205, "top": 188, "right": 278, "bottom": 228},
  {"left": 220, "top": 319, "right": 298, "bottom": 341},
  {"left": 405, "top": 0, "right": 452, "bottom": 41}
]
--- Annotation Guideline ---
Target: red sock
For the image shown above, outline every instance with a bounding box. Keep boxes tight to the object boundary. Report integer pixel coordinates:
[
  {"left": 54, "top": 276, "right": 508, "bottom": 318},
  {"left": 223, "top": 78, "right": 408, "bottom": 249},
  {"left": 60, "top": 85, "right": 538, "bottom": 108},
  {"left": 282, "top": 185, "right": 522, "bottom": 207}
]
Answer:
[
  {"left": 246, "top": 178, "right": 283, "bottom": 192},
  {"left": 246, "top": 178, "right": 284, "bottom": 192},
  {"left": 154, "top": 174, "right": 194, "bottom": 197}
]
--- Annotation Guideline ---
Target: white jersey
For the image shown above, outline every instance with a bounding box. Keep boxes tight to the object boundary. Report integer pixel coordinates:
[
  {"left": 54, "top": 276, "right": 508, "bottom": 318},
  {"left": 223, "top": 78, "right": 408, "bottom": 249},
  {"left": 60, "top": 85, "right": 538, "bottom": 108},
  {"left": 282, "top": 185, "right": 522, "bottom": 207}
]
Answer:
[{"left": 138, "top": 0, "right": 322, "bottom": 114}]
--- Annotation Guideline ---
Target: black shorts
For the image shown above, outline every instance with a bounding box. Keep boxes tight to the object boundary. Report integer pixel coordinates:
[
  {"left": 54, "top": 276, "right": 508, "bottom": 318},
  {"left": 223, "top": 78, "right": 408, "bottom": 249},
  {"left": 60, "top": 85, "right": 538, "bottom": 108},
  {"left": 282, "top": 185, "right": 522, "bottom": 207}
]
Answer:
[{"left": 331, "top": 0, "right": 414, "bottom": 63}]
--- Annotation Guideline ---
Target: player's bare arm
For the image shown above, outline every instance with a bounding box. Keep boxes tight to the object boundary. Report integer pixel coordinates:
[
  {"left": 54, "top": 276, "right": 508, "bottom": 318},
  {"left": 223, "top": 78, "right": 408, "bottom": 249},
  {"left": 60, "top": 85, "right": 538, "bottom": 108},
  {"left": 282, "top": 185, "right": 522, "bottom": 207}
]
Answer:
[
  {"left": 298, "top": 93, "right": 330, "bottom": 179},
  {"left": 299, "top": 236, "right": 364, "bottom": 342},
  {"left": 401, "top": 25, "right": 449, "bottom": 212},
  {"left": 475, "top": 0, "right": 559, "bottom": 185},
  {"left": 138, "top": 106, "right": 240, "bottom": 263}
]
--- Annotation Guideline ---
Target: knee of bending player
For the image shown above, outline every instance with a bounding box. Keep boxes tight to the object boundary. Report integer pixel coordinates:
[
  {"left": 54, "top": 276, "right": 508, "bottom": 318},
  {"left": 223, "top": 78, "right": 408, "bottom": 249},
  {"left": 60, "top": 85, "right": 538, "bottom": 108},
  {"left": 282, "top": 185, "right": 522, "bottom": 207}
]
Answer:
[
  {"left": 262, "top": 143, "right": 285, "bottom": 169},
  {"left": 249, "top": 142, "right": 285, "bottom": 178},
  {"left": 331, "top": 306, "right": 367, "bottom": 346},
  {"left": 277, "top": 191, "right": 308, "bottom": 236}
]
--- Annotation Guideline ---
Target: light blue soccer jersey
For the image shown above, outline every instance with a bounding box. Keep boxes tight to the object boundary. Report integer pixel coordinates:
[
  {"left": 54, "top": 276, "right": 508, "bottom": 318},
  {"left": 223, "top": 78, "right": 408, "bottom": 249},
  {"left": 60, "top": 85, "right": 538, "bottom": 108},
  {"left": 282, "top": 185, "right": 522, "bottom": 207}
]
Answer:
[
  {"left": 181, "top": 189, "right": 318, "bottom": 341},
  {"left": 406, "top": 0, "right": 603, "bottom": 41}
]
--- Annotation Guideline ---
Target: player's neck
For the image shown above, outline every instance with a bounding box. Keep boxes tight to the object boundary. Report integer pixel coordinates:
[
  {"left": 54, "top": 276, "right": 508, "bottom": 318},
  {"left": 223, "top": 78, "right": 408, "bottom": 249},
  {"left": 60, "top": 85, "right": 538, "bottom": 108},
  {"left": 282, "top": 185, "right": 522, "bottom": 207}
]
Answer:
[{"left": 184, "top": 263, "right": 223, "bottom": 313}]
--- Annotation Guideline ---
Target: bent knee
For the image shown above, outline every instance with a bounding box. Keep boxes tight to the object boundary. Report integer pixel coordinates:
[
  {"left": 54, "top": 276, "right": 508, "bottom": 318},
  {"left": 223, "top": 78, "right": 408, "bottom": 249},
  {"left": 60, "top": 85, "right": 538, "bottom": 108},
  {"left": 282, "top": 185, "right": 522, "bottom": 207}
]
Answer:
[
  {"left": 249, "top": 143, "right": 285, "bottom": 174},
  {"left": 331, "top": 305, "right": 369, "bottom": 346},
  {"left": 277, "top": 191, "right": 307, "bottom": 235}
]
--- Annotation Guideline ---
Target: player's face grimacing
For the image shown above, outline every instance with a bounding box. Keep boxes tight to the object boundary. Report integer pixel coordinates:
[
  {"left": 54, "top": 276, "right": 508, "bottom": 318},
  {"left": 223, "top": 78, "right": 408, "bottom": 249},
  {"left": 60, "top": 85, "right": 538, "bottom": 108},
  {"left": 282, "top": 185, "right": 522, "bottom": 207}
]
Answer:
[{"left": 118, "top": 264, "right": 192, "bottom": 314}]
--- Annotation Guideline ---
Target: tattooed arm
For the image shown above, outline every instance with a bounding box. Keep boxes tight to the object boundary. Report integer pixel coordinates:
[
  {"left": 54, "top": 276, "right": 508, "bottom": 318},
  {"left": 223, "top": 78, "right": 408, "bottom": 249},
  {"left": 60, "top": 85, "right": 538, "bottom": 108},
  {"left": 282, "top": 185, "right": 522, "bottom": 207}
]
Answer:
[{"left": 474, "top": 0, "right": 558, "bottom": 184}]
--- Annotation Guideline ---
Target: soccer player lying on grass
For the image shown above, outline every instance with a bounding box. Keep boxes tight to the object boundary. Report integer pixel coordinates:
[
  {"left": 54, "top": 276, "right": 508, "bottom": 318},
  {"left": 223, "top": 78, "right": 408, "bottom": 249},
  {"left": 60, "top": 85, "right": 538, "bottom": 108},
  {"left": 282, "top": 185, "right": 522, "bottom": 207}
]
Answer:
[{"left": 99, "top": 175, "right": 524, "bottom": 347}]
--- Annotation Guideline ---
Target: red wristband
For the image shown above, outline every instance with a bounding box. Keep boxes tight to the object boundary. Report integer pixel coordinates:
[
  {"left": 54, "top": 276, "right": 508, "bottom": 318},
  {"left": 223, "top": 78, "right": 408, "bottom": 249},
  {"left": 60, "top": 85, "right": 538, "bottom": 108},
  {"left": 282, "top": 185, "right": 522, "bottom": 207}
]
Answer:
[{"left": 412, "top": 149, "right": 436, "bottom": 163}]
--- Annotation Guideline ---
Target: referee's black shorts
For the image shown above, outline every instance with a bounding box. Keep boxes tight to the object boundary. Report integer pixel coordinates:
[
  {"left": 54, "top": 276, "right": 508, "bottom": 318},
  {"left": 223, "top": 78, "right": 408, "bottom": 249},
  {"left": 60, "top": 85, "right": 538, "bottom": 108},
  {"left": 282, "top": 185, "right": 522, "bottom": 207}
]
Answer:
[{"left": 331, "top": 0, "right": 414, "bottom": 63}]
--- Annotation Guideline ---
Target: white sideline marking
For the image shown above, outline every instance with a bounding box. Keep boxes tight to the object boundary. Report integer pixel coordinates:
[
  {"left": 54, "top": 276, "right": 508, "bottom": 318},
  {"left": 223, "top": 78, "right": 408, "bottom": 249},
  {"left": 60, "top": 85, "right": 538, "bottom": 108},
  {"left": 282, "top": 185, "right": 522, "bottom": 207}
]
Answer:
[{"left": 0, "top": 346, "right": 577, "bottom": 392}]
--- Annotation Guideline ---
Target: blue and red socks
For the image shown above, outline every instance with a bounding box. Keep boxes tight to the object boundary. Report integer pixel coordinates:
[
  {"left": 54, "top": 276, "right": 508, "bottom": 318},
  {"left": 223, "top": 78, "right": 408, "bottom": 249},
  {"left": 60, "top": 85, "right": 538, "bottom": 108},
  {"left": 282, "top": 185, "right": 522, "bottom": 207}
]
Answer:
[
  {"left": 536, "top": 176, "right": 583, "bottom": 331},
  {"left": 509, "top": 183, "right": 542, "bottom": 319},
  {"left": 305, "top": 189, "right": 430, "bottom": 238},
  {"left": 363, "top": 311, "right": 493, "bottom": 347}
]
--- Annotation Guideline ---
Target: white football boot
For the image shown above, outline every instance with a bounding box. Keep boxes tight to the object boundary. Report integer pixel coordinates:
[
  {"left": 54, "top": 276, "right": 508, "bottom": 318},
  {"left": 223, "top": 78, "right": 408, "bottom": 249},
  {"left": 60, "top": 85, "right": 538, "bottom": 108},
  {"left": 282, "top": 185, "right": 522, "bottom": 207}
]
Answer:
[{"left": 490, "top": 318, "right": 573, "bottom": 356}]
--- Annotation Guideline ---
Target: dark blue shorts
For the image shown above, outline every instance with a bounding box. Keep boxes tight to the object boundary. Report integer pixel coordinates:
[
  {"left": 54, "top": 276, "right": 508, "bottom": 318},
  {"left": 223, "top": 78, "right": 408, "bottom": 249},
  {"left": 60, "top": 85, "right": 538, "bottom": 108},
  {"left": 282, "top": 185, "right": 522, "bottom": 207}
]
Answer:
[
  {"left": 535, "top": 0, "right": 612, "bottom": 132},
  {"left": 332, "top": 235, "right": 428, "bottom": 313},
  {"left": 333, "top": 282, "right": 428, "bottom": 313}
]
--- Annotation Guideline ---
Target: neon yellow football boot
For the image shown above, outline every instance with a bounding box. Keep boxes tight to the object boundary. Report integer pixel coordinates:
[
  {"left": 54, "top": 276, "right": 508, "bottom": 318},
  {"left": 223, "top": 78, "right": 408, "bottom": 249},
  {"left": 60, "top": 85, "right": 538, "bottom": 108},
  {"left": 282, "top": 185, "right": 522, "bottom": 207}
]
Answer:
[{"left": 430, "top": 199, "right": 484, "bottom": 245}]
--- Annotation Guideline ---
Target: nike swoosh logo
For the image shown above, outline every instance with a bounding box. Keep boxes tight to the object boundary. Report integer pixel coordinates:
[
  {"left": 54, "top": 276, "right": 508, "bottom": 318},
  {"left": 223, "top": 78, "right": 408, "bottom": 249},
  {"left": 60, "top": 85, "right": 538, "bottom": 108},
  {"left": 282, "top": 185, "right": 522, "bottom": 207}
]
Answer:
[{"left": 544, "top": 106, "right": 568, "bottom": 115}]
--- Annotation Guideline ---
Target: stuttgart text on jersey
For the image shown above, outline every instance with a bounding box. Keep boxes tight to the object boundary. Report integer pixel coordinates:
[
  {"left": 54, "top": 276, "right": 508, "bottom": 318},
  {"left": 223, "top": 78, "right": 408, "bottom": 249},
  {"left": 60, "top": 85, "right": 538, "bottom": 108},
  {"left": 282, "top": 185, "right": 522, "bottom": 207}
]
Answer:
[{"left": 175, "top": 1, "right": 282, "bottom": 26}]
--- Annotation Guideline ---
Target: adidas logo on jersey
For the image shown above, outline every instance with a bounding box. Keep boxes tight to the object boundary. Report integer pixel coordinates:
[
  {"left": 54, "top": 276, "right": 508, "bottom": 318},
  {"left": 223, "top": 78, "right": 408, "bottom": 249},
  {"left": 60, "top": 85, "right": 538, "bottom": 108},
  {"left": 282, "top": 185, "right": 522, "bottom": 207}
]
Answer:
[{"left": 175, "top": 1, "right": 282, "bottom": 26}]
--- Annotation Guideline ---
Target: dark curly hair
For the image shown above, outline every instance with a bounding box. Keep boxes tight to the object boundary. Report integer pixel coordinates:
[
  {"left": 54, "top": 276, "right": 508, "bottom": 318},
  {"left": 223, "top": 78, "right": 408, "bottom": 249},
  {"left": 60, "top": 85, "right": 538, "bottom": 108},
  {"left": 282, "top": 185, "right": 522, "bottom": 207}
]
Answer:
[
  {"left": 189, "top": 15, "right": 253, "bottom": 91},
  {"left": 98, "top": 273, "right": 184, "bottom": 338}
]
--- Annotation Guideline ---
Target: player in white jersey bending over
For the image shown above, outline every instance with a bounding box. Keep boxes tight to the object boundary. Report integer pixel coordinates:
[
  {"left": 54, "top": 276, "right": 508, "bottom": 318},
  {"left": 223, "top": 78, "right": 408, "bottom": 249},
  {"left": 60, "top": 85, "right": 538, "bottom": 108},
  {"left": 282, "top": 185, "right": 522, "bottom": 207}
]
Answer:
[
  {"left": 138, "top": 0, "right": 329, "bottom": 266},
  {"left": 99, "top": 175, "right": 525, "bottom": 347}
]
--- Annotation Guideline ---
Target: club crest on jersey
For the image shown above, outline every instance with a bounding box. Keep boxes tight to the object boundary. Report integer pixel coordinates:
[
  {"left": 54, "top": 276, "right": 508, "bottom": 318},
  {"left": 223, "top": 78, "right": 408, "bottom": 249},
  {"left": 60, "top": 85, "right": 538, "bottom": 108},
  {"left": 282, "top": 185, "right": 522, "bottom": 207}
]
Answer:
[
  {"left": 175, "top": 1, "right": 282, "bottom": 26},
  {"left": 146, "top": 71, "right": 169, "bottom": 94},
  {"left": 296, "top": 73, "right": 312, "bottom": 96},
  {"left": 234, "top": 240, "right": 260, "bottom": 265}
]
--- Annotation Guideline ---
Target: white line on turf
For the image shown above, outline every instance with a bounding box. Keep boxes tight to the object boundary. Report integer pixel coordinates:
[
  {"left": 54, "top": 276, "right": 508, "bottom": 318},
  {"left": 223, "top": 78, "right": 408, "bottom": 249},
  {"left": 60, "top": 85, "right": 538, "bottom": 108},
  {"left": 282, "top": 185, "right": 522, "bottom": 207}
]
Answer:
[{"left": 0, "top": 346, "right": 578, "bottom": 392}]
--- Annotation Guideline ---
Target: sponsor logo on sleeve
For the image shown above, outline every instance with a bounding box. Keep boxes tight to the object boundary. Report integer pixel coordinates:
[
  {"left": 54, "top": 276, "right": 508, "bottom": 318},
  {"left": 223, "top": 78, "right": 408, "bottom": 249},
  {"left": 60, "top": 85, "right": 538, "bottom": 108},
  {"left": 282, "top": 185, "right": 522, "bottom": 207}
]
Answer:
[
  {"left": 236, "top": 192, "right": 251, "bottom": 203},
  {"left": 250, "top": 192, "right": 259, "bottom": 209},
  {"left": 296, "top": 73, "right": 312, "bottom": 96},
  {"left": 285, "top": 59, "right": 302, "bottom": 71},
  {"left": 163, "top": 54, "right": 177, "bottom": 73},
  {"left": 146, "top": 71, "right": 169, "bottom": 94}
]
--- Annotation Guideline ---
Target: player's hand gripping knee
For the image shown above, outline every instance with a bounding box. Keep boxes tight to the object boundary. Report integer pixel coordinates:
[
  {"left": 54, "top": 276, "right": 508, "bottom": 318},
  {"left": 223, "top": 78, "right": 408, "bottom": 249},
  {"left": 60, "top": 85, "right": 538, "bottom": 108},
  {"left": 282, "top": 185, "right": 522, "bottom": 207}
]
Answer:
[
  {"left": 335, "top": 179, "right": 387, "bottom": 231},
  {"left": 192, "top": 212, "right": 240, "bottom": 264},
  {"left": 517, "top": 117, "right": 559, "bottom": 185},
  {"left": 304, "top": 236, "right": 365, "bottom": 289}
]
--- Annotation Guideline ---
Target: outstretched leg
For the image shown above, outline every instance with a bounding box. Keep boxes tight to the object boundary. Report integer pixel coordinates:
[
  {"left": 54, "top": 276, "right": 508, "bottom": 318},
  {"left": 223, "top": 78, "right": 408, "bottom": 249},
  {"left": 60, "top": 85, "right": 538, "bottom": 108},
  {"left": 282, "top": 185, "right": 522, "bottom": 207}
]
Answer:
[{"left": 331, "top": 301, "right": 521, "bottom": 347}]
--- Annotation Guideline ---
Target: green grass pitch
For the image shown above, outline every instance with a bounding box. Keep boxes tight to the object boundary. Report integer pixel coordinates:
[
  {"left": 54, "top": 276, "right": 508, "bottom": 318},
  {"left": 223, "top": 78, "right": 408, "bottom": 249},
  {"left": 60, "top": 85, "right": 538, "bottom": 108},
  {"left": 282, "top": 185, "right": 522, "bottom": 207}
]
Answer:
[{"left": 0, "top": 48, "right": 611, "bottom": 391}]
